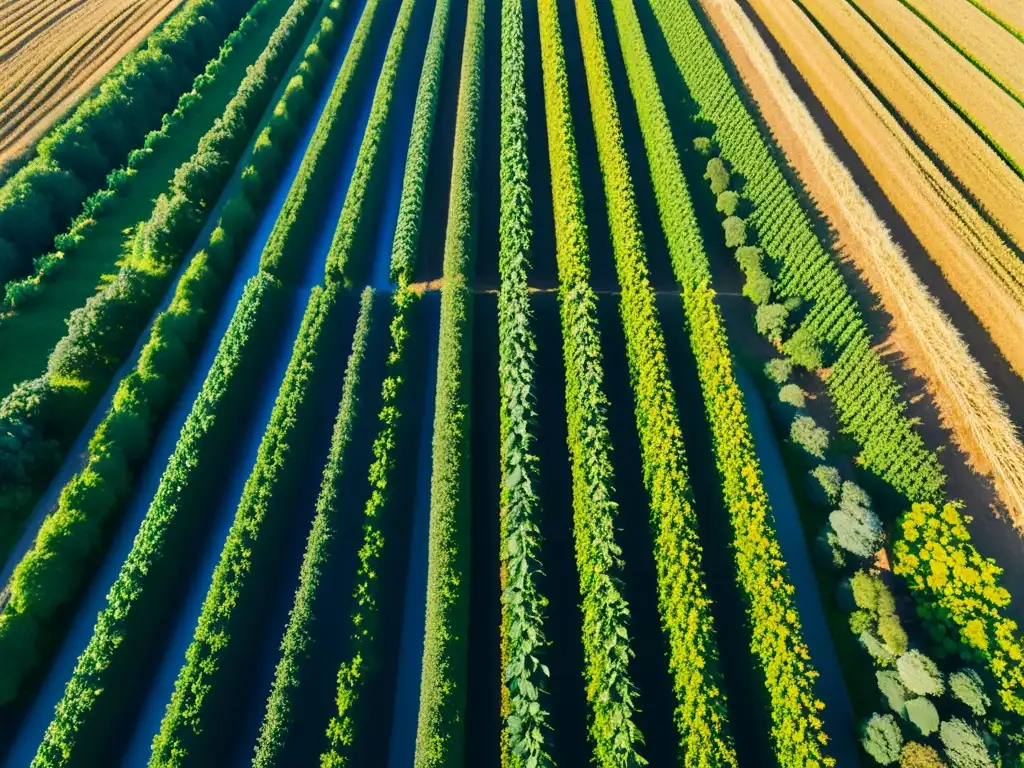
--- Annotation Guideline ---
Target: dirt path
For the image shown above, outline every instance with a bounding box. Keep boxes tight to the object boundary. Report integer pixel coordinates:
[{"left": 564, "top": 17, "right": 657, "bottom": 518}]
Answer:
[
  {"left": 694, "top": 0, "right": 1024, "bottom": 530},
  {"left": 904, "top": 0, "right": 1024, "bottom": 103},
  {"left": 0, "top": 0, "right": 184, "bottom": 166},
  {"left": 792, "top": 0, "right": 1024, "bottom": 252}
]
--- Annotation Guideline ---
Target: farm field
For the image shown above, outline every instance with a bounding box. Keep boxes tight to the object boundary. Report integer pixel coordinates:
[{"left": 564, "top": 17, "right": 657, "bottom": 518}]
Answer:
[
  {"left": 0, "top": 0, "right": 185, "bottom": 171},
  {"left": 0, "top": 0, "right": 1022, "bottom": 766}
]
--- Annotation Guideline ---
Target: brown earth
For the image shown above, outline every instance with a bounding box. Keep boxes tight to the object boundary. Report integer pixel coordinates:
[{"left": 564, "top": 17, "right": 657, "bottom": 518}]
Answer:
[
  {"left": 906, "top": 0, "right": 1024, "bottom": 103},
  {"left": 0, "top": 0, "right": 184, "bottom": 167},
  {"left": 852, "top": 0, "right": 1024, "bottom": 170},
  {"left": 795, "top": 0, "right": 1024, "bottom": 252},
  {"left": 693, "top": 0, "right": 1024, "bottom": 537}
]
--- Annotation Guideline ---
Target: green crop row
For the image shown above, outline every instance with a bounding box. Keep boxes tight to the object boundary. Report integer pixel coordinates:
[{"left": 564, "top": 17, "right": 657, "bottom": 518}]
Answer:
[
  {"left": 645, "top": 0, "right": 944, "bottom": 504},
  {"left": 0, "top": 0, "right": 255, "bottom": 284},
  {"left": 574, "top": 1, "right": 742, "bottom": 764},
  {"left": 535, "top": 0, "right": 646, "bottom": 764},
  {"left": 605, "top": 0, "right": 835, "bottom": 764},
  {"left": 252, "top": 287, "right": 376, "bottom": 768},
  {"left": 29, "top": 273, "right": 284, "bottom": 768},
  {"left": 320, "top": 0, "right": 451, "bottom": 762},
  {"left": 0, "top": 0, "right": 336, "bottom": 707},
  {"left": 893, "top": 504, "right": 1024, "bottom": 718},
  {"left": 149, "top": 283, "right": 338, "bottom": 766},
  {"left": 1, "top": 0, "right": 279, "bottom": 312},
  {"left": 258, "top": 0, "right": 388, "bottom": 283},
  {"left": 412, "top": 0, "right": 483, "bottom": 765},
  {"left": 497, "top": 0, "right": 553, "bottom": 765}
]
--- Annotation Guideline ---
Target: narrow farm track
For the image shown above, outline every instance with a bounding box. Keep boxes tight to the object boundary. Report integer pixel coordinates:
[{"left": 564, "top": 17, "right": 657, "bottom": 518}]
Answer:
[
  {"left": 791, "top": 0, "right": 1024, "bottom": 251},
  {"left": 697, "top": 0, "right": 1024, "bottom": 536},
  {"left": 0, "top": 0, "right": 184, "bottom": 164}
]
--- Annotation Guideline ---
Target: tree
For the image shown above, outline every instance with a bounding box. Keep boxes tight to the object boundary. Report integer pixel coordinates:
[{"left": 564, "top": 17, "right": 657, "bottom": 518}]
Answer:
[
  {"left": 897, "top": 651, "right": 945, "bottom": 696},
  {"left": 764, "top": 357, "right": 792, "bottom": 384},
  {"left": 861, "top": 630, "right": 896, "bottom": 666},
  {"left": 705, "top": 157, "right": 730, "bottom": 195},
  {"left": 904, "top": 698, "right": 938, "bottom": 736},
  {"left": 784, "top": 327, "right": 823, "bottom": 370},
  {"left": 900, "top": 742, "right": 945, "bottom": 768},
  {"left": 756, "top": 303, "right": 788, "bottom": 341},
  {"left": 693, "top": 136, "right": 714, "bottom": 156},
  {"left": 809, "top": 465, "right": 841, "bottom": 504},
  {"left": 791, "top": 414, "right": 829, "bottom": 459},
  {"left": 862, "top": 713, "right": 903, "bottom": 765},
  {"left": 716, "top": 190, "right": 739, "bottom": 216},
  {"left": 830, "top": 495, "right": 884, "bottom": 558},
  {"left": 939, "top": 719, "right": 994, "bottom": 768},
  {"left": 877, "top": 670, "right": 907, "bottom": 713},
  {"left": 743, "top": 268, "right": 772, "bottom": 305},
  {"left": 779, "top": 383, "right": 805, "bottom": 409},
  {"left": 735, "top": 244, "right": 762, "bottom": 274},
  {"left": 948, "top": 669, "right": 989, "bottom": 716},
  {"left": 723, "top": 215, "right": 747, "bottom": 248}
]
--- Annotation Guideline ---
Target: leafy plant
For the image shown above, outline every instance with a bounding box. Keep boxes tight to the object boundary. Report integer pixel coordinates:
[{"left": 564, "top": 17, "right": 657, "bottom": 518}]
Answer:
[{"left": 862, "top": 713, "right": 904, "bottom": 765}]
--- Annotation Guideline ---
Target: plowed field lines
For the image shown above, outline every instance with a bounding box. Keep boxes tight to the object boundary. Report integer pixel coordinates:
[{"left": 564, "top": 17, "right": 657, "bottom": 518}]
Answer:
[
  {"left": 795, "top": 0, "right": 1024, "bottom": 251},
  {"left": 0, "top": 0, "right": 184, "bottom": 165}
]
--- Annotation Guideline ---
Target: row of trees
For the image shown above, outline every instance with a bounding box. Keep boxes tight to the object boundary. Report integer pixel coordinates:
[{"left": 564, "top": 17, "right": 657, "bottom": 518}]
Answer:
[
  {"left": 0, "top": 0, "right": 254, "bottom": 285},
  {"left": 575, "top": 1, "right": 742, "bottom": 764},
  {"left": 536, "top": 0, "right": 646, "bottom": 763},
  {"left": 496, "top": 0, "right": 553, "bottom": 765},
  {"left": 0, "top": 0, "right": 335, "bottom": 708},
  {"left": 645, "top": 0, "right": 944, "bottom": 504},
  {"left": 412, "top": 0, "right": 484, "bottom": 763},
  {"left": 607, "top": 0, "right": 834, "bottom": 763},
  {"left": 2, "top": 0, "right": 277, "bottom": 312}
]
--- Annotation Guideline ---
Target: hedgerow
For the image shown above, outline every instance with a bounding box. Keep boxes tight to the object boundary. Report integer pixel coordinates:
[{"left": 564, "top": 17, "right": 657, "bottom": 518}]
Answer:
[
  {"left": 28, "top": 273, "right": 283, "bottom": 768},
  {"left": 536, "top": 0, "right": 646, "bottom": 763},
  {"left": 318, "top": 0, "right": 450, "bottom": 759},
  {"left": 412, "top": 0, "right": 483, "bottom": 763},
  {"left": 497, "top": 0, "right": 552, "bottom": 764},
  {"left": 252, "top": 287, "right": 376, "bottom": 767},
  {"left": 0, "top": 0, "right": 337, "bottom": 707},
  {"left": 575, "top": 0, "right": 741, "bottom": 764},
  {"left": 0, "top": 0, "right": 254, "bottom": 284},
  {"left": 606, "top": 0, "right": 838, "bottom": 762}
]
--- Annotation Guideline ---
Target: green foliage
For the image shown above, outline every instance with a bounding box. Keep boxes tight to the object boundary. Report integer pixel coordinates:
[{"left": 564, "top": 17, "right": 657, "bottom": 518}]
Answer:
[
  {"left": 704, "top": 157, "right": 730, "bottom": 195},
  {"left": 0, "top": 0, "right": 343, "bottom": 709},
  {"left": 904, "top": 698, "right": 939, "bottom": 736},
  {"left": 783, "top": 327, "right": 823, "bottom": 371},
  {"left": 735, "top": 244, "right": 762, "bottom": 274},
  {"left": 722, "top": 215, "right": 747, "bottom": 248},
  {"left": 810, "top": 465, "right": 841, "bottom": 504},
  {"left": 949, "top": 669, "right": 990, "bottom": 716},
  {"left": 900, "top": 742, "right": 946, "bottom": 768},
  {"left": 939, "top": 719, "right": 994, "bottom": 768},
  {"left": 692, "top": 136, "right": 714, "bottom": 156},
  {"left": 791, "top": 414, "right": 829, "bottom": 459},
  {"left": 764, "top": 357, "right": 792, "bottom": 384},
  {"left": 0, "top": 0, "right": 254, "bottom": 283},
  {"left": 716, "top": 190, "right": 739, "bottom": 216},
  {"left": 253, "top": 289, "right": 375, "bottom": 767},
  {"left": 893, "top": 504, "right": 1024, "bottom": 715},
  {"left": 604, "top": 0, "right": 832, "bottom": 763},
  {"left": 496, "top": 1, "right": 552, "bottom": 765},
  {"left": 743, "top": 268, "right": 773, "bottom": 306},
  {"left": 536, "top": 0, "right": 648, "bottom": 763},
  {"left": 756, "top": 303, "right": 789, "bottom": 342},
  {"left": 830, "top": 494, "right": 883, "bottom": 559},
  {"left": 878, "top": 670, "right": 908, "bottom": 713},
  {"left": 778, "top": 383, "right": 806, "bottom": 409},
  {"left": 413, "top": 1, "right": 483, "bottom": 764},
  {"left": 645, "top": 0, "right": 946, "bottom": 501},
  {"left": 863, "top": 713, "right": 904, "bottom": 765},
  {"left": 897, "top": 651, "right": 945, "bottom": 697}
]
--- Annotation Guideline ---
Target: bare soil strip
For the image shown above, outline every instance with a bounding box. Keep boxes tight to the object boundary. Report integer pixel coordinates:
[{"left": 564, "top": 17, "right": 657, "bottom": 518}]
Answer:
[
  {"left": 793, "top": 0, "right": 1024, "bottom": 252},
  {"left": 0, "top": 0, "right": 184, "bottom": 166},
  {"left": 710, "top": 0, "right": 1024, "bottom": 527},
  {"left": 901, "top": 0, "right": 1024, "bottom": 105},
  {"left": 850, "top": 0, "right": 1024, "bottom": 173}
]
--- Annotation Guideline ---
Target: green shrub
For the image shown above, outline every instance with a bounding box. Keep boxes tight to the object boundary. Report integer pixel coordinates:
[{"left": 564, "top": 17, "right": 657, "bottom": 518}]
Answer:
[
  {"left": 735, "top": 244, "right": 762, "bottom": 274},
  {"left": 904, "top": 698, "right": 938, "bottom": 736},
  {"left": 778, "top": 383, "right": 805, "bottom": 409},
  {"left": 716, "top": 190, "right": 739, "bottom": 216},
  {"left": 948, "top": 669, "right": 989, "bottom": 716},
  {"left": 783, "top": 327, "right": 823, "bottom": 370},
  {"left": 692, "top": 136, "right": 714, "bottom": 156},
  {"left": 764, "top": 357, "right": 792, "bottom": 384},
  {"left": 705, "top": 157, "right": 730, "bottom": 195},
  {"left": 897, "top": 651, "right": 945, "bottom": 697},
  {"left": 743, "top": 268, "right": 773, "bottom": 306},
  {"left": 723, "top": 215, "right": 747, "bottom": 248},
  {"left": 862, "top": 713, "right": 904, "bottom": 765},
  {"left": 756, "top": 302, "right": 788, "bottom": 342}
]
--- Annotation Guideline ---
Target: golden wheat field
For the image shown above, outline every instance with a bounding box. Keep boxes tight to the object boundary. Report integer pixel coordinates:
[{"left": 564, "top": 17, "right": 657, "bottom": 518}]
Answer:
[{"left": 0, "top": 0, "right": 183, "bottom": 166}]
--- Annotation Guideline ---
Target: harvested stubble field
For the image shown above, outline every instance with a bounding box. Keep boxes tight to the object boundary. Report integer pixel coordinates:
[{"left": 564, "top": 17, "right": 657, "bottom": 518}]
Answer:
[
  {"left": 0, "top": 0, "right": 184, "bottom": 166},
  {"left": 968, "top": 0, "right": 1024, "bottom": 38},
  {"left": 850, "top": 0, "right": 1024, "bottom": 171},
  {"left": 698, "top": 0, "right": 1024, "bottom": 530},
  {"left": 902, "top": 0, "right": 1024, "bottom": 104},
  {"left": 792, "top": 0, "right": 1024, "bottom": 253}
]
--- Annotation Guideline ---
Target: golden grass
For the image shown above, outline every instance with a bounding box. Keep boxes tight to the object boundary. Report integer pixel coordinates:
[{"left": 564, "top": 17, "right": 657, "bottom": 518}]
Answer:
[
  {"left": 904, "top": 0, "right": 1024, "bottom": 103},
  {"left": 969, "top": 0, "right": 1024, "bottom": 38},
  {"left": 795, "top": 0, "right": 1024, "bottom": 252},
  {"left": 851, "top": 0, "right": 1024, "bottom": 174},
  {"left": 0, "top": 0, "right": 184, "bottom": 166},
  {"left": 704, "top": 0, "right": 1024, "bottom": 527}
]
